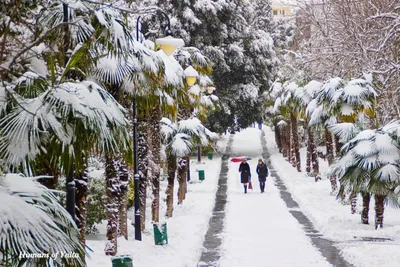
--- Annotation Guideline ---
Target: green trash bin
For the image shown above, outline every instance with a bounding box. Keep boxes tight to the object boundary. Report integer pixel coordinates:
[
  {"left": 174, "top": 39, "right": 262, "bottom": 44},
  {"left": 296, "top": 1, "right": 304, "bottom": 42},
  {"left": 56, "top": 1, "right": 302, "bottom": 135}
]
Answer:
[
  {"left": 198, "top": 170, "right": 205, "bottom": 181},
  {"left": 207, "top": 152, "right": 213, "bottom": 160},
  {"left": 111, "top": 255, "right": 133, "bottom": 267},
  {"left": 153, "top": 222, "right": 168, "bottom": 245}
]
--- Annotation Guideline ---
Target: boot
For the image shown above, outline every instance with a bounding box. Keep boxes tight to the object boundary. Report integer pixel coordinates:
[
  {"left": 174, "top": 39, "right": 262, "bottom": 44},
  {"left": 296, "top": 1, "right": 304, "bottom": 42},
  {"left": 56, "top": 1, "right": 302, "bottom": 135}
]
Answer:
[{"left": 244, "top": 185, "right": 247, "bottom": 194}]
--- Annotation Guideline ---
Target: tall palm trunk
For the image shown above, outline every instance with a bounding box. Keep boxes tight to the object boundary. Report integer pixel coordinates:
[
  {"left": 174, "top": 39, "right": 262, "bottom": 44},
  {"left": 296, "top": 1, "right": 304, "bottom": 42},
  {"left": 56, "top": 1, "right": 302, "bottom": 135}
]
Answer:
[
  {"left": 361, "top": 191, "right": 370, "bottom": 224},
  {"left": 350, "top": 190, "right": 357, "bottom": 214},
  {"left": 325, "top": 128, "right": 334, "bottom": 165},
  {"left": 289, "top": 121, "right": 295, "bottom": 167},
  {"left": 325, "top": 127, "right": 337, "bottom": 192},
  {"left": 306, "top": 123, "right": 312, "bottom": 174},
  {"left": 282, "top": 123, "right": 289, "bottom": 158},
  {"left": 176, "top": 106, "right": 192, "bottom": 204},
  {"left": 334, "top": 134, "right": 342, "bottom": 156},
  {"left": 290, "top": 113, "right": 301, "bottom": 172},
  {"left": 138, "top": 115, "right": 150, "bottom": 231},
  {"left": 374, "top": 194, "right": 386, "bottom": 229},
  {"left": 166, "top": 154, "right": 177, "bottom": 217},
  {"left": 274, "top": 120, "right": 283, "bottom": 153},
  {"left": 75, "top": 164, "right": 88, "bottom": 245},
  {"left": 177, "top": 156, "right": 189, "bottom": 205},
  {"left": 310, "top": 128, "right": 319, "bottom": 177},
  {"left": 150, "top": 106, "right": 161, "bottom": 223},
  {"left": 118, "top": 162, "right": 129, "bottom": 239},
  {"left": 105, "top": 154, "right": 120, "bottom": 256}
]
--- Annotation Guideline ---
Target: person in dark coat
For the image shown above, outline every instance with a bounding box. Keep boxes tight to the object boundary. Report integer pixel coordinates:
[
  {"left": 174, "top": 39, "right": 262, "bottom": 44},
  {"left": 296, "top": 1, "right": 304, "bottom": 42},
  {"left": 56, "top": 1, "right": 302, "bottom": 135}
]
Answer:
[
  {"left": 256, "top": 159, "right": 268, "bottom": 193},
  {"left": 239, "top": 159, "right": 251, "bottom": 194}
]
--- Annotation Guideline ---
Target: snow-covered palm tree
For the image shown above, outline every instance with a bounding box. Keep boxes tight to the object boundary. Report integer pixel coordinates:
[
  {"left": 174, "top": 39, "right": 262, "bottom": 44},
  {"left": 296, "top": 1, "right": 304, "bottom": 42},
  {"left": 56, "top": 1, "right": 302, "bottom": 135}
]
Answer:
[
  {"left": 296, "top": 80, "right": 322, "bottom": 177},
  {"left": 273, "top": 81, "right": 303, "bottom": 172},
  {"left": 308, "top": 77, "right": 345, "bottom": 168},
  {"left": 1, "top": 0, "right": 134, "bottom": 257},
  {"left": 0, "top": 174, "right": 85, "bottom": 266},
  {"left": 270, "top": 82, "right": 288, "bottom": 157},
  {"left": 309, "top": 75, "right": 377, "bottom": 193},
  {"left": 161, "top": 117, "right": 217, "bottom": 217},
  {"left": 0, "top": 75, "right": 130, "bottom": 247},
  {"left": 330, "top": 120, "right": 400, "bottom": 227}
]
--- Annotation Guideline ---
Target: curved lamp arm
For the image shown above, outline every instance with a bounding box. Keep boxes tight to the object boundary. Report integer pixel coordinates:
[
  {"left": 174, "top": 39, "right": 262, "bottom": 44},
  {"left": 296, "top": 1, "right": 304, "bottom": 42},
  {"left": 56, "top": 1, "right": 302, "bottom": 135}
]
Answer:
[{"left": 136, "top": 9, "right": 172, "bottom": 42}]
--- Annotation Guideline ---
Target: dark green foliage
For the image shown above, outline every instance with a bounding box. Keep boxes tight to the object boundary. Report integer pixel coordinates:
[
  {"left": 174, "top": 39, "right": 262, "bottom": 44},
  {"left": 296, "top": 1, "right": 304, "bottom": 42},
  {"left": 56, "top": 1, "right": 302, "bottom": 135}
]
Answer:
[{"left": 86, "top": 177, "right": 107, "bottom": 234}]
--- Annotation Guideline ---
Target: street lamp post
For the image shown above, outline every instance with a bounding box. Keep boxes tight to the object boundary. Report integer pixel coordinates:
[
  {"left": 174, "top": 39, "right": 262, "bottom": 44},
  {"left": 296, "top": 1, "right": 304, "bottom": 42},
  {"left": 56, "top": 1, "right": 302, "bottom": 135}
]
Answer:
[
  {"left": 184, "top": 66, "right": 199, "bottom": 86},
  {"left": 133, "top": 9, "right": 184, "bottom": 241}
]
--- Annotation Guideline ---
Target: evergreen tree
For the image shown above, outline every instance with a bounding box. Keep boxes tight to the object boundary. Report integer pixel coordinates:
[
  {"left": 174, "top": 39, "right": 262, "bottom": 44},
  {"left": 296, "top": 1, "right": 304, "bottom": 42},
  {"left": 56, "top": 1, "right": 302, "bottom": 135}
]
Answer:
[{"left": 145, "top": 0, "right": 278, "bottom": 133}]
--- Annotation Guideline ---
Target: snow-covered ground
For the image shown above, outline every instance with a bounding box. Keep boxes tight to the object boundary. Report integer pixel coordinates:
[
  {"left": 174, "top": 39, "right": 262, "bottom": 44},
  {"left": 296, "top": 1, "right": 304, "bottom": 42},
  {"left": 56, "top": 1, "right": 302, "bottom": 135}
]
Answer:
[
  {"left": 86, "top": 126, "right": 400, "bottom": 267},
  {"left": 264, "top": 126, "right": 400, "bottom": 267},
  {"left": 219, "top": 128, "right": 331, "bottom": 267}
]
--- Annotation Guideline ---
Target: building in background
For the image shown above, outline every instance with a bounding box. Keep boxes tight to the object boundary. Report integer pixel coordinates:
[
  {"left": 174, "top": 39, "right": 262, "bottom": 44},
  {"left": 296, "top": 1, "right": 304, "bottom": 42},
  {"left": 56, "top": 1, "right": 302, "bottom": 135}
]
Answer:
[{"left": 271, "top": 0, "right": 297, "bottom": 20}]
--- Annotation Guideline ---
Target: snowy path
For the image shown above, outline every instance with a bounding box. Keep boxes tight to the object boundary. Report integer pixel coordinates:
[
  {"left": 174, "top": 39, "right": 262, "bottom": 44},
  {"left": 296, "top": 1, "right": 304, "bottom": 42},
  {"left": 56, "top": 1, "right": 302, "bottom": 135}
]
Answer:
[{"left": 219, "top": 128, "right": 332, "bottom": 267}]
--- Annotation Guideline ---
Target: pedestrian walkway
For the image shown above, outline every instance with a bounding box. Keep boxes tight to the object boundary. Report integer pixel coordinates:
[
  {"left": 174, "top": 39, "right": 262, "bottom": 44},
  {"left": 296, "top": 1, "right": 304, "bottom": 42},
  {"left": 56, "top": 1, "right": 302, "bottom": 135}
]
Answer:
[
  {"left": 198, "top": 135, "right": 233, "bottom": 267},
  {"left": 198, "top": 128, "right": 352, "bottom": 267},
  {"left": 260, "top": 130, "right": 352, "bottom": 267},
  {"left": 218, "top": 128, "right": 331, "bottom": 267}
]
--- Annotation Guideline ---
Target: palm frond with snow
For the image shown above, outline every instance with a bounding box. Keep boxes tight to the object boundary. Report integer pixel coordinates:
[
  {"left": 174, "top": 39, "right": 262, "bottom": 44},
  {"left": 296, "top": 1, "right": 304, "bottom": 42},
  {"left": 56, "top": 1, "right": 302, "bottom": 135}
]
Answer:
[
  {"left": 170, "top": 133, "right": 192, "bottom": 157},
  {"left": 342, "top": 78, "right": 377, "bottom": 107},
  {"left": 328, "top": 123, "right": 360, "bottom": 143},
  {"left": 0, "top": 174, "right": 85, "bottom": 266},
  {"left": 0, "top": 79, "right": 129, "bottom": 168},
  {"left": 331, "top": 123, "right": 400, "bottom": 195}
]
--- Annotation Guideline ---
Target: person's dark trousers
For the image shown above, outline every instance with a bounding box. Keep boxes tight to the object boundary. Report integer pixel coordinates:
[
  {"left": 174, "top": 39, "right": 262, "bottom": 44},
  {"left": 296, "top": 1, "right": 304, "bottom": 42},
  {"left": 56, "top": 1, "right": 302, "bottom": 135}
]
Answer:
[{"left": 259, "top": 181, "right": 265, "bottom": 192}]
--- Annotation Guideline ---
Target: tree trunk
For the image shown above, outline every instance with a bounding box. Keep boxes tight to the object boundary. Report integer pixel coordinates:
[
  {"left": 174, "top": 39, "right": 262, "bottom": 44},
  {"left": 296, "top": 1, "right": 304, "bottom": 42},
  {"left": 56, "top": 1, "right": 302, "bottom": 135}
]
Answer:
[
  {"left": 325, "top": 128, "right": 334, "bottom": 165},
  {"left": 283, "top": 123, "right": 290, "bottom": 158},
  {"left": 374, "top": 194, "right": 386, "bottom": 229},
  {"left": 150, "top": 106, "right": 161, "bottom": 223},
  {"left": 325, "top": 127, "right": 337, "bottom": 192},
  {"left": 104, "top": 154, "right": 120, "bottom": 256},
  {"left": 290, "top": 113, "right": 301, "bottom": 172},
  {"left": 138, "top": 117, "right": 149, "bottom": 231},
  {"left": 166, "top": 154, "right": 176, "bottom": 217},
  {"left": 177, "top": 156, "right": 189, "bottom": 205},
  {"left": 334, "top": 134, "right": 342, "bottom": 156},
  {"left": 118, "top": 162, "right": 129, "bottom": 239},
  {"left": 75, "top": 166, "right": 88, "bottom": 245},
  {"left": 289, "top": 121, "right": 295, "bottom": 167},
  {"left": 306, "top": 124, "right": 312, "bottom": 174},
  {"left": 361, "top": 191, "right": 370, "bottom": 224},
  {"left": 310, "top": 128, "right": 319, "bottom": 177},
  {"left": 274, "top": 120, "right": 282, "bottom": 153},
  {"left": 350, "top": 190, "right": 357, "bottom": 214}
]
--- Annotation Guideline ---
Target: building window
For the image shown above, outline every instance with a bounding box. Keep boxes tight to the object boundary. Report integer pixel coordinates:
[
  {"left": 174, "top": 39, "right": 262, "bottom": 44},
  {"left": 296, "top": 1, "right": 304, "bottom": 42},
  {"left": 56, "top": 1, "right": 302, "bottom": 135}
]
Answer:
[
  {"left": 280, "top": 10, "right": 285, "bottom": 15},
  {"left": 273, "top": 10, "right": 278, "bottom": 15}
]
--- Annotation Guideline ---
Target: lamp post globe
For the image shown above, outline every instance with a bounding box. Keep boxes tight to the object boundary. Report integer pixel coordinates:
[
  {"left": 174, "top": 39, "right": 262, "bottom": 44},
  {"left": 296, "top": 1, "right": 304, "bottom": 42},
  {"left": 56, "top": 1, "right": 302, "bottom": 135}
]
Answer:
[
  {"left": 207, "top": 86, "right": 216, "bottom": 94},
  {"left": 184, "top": 66, "right": 199, "bottom": 86},
  {"left": 156, "top": 35, "right": 184, "bottom": 56}
]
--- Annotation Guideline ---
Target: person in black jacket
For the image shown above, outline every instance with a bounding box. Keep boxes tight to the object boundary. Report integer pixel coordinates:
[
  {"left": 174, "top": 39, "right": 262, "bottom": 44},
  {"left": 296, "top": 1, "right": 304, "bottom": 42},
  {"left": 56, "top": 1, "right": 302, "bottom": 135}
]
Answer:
[
  {"left": 239, "top": 159, "right": 251, "bottom": 194},
  {"left": 256, "top": 159, "right": 268, "bottom": 193}
]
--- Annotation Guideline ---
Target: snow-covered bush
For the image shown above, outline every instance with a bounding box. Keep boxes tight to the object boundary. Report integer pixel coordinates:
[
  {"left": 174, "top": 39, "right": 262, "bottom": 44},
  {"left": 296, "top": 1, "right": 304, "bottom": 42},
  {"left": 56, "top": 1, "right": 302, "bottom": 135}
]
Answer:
[
  {"left": 55, "top": 174, "right": 107, "bottom": 234},
  {"left": 86, "top": 177, "right": 106, "bottom": 234}
]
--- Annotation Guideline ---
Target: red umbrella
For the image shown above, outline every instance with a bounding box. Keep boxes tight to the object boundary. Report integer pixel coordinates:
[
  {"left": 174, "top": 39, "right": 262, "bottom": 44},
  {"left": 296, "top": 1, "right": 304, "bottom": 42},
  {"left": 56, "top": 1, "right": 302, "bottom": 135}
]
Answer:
[{"left": 230, "top": 157, "right": 252, "bottom": 162}]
